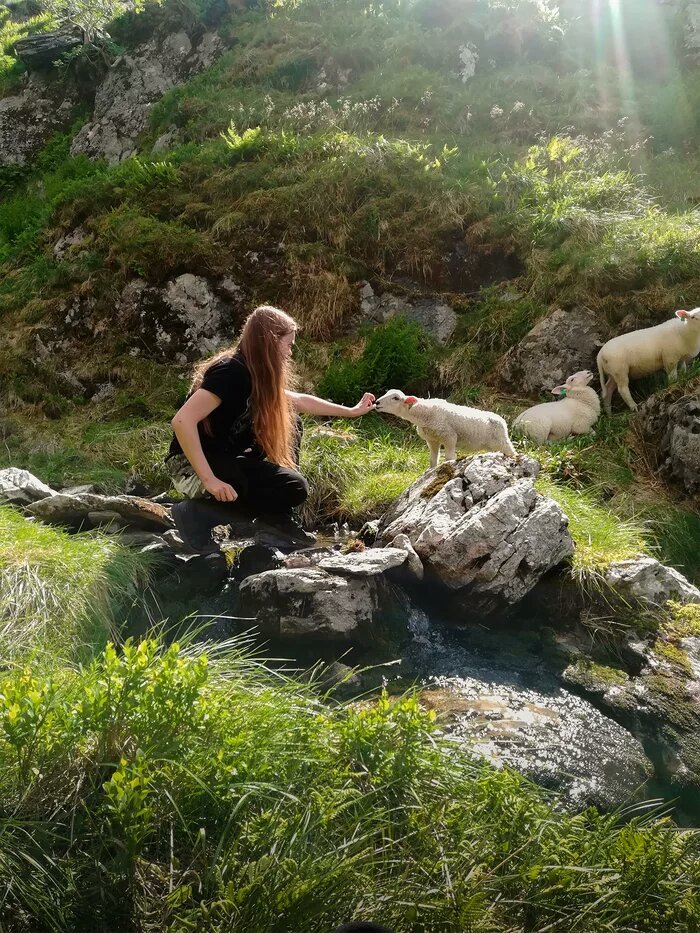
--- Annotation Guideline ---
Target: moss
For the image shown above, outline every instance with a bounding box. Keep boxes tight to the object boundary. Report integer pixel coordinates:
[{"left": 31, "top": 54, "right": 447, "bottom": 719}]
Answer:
[
  {"left": 652, "top": 640, "right": 694, "bottom": 676},
  {"left": 642, "top": 674, "right": 699, "bottom": 732},
  {"left": 564, "top": 659, "right": 629, "bottom": 693},
  {"left": 420, "top": 462, "right": 457, "bottom": 499},
  {"left": 661, "top": 601, "right": 700, "bottom": 641}
]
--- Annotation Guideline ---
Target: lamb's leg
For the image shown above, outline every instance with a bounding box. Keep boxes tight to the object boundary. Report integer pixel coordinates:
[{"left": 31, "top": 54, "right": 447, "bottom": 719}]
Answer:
[
  {"left": 665, "top": 362, "right": 679, "bottom": 382},
  {"left": 602, "top": 376, "right": 617, "bottom": 414},
  {"left": 443, "top": 435, "right": 457, "bottom": 462},
  {"left": 615, "top": 374, "right": 637, "bottom": 411},
  {"left": 426, "top": 439, "right": 441, "bottom": 468}
]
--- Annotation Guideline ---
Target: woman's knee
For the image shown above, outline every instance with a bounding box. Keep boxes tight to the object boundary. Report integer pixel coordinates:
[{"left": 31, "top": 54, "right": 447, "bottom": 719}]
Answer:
[{"left": 286, "top": 471, "right": 309, "bottom": 507}]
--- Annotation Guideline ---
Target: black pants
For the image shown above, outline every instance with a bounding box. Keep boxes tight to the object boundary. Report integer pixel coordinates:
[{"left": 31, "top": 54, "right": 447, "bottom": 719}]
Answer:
[
  {"left": 207, "top": 452, "right": 308, "bottom": 515},
  {"left": 206, "top": 417, "right": 308, "bottom": 516}
]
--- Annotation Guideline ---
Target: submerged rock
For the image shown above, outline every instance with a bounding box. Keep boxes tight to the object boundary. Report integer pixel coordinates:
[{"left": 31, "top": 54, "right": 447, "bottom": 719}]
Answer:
[
  {"left": 421, "top": 675, "right": 652, "bottom": 810},
  {"left": 378, "top": 453, "right": 574, "bottom": 613}
]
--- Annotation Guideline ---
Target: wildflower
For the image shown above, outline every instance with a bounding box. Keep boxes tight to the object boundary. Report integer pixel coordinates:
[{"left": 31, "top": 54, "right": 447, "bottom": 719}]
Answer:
[{"left": 490, "top": 105, "right": 504, "bottom": 119}]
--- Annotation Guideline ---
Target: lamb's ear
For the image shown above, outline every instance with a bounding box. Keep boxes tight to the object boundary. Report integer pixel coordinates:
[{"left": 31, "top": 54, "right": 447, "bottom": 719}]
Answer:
[
  {"left": 676, "top": 309, "right": 688, "bottom": 320},
  {"left": 404, "top": 396, "right": 418, "bottom": 405}
]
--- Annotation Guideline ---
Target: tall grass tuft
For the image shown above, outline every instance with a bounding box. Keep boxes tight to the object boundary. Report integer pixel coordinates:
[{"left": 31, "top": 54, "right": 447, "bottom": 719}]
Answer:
[{"left": 0, "top": 507, "right": 155, "bottom": 664}]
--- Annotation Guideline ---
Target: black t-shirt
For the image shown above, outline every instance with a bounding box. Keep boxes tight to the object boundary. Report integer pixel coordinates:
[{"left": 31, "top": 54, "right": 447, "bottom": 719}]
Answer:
[{"left": 168, "top": 353, "right": 264, "bottom": 460}]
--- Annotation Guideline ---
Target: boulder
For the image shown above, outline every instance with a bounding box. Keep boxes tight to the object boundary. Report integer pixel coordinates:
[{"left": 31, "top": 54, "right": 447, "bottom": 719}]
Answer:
[
  {"left": 238, "top": 566, "right": 409, "bottom": 646},
  {"left": 0, "top": 468, "right": 56, "bottom": 505},
  {"left": 114, "top": 275, "right": 243, "bottom": 360},
  {"left": 13, "top": 27, "right": 83, "bottom": 70},
  {"left": 0, "top": 72, "right": 79, "bottom": 166},
  {"left": 421, "top": 675, "right": 652, "bottom": 810},
  {"left": 27, "top": 492, "right": 174, "bottom": 531},
  {"left": 604, "top": 557, "right": 700, "bottom": 607},
  {"left": 71, "top": 29, "right": 222, "bottom": 164},
  {"left": 388, "top": 533, "right": 424, "bottom": 581},
  {"left": 378, "top": 454, "right": 574, "bottom": 613},
  {"left": 356, "top": 285, "right": 457, "bottom": 345},
  {"left": 497, "top": 306, "right": 609, "bottom": 394},
  {"left": 638, "top": 387, "right": 700, "bottom": 497}
]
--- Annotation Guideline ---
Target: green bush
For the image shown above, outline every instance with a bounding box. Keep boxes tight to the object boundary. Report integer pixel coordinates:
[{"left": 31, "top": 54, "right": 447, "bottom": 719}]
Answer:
[{"left": 317, "top": 316, "right": 435, "bottom": 404}]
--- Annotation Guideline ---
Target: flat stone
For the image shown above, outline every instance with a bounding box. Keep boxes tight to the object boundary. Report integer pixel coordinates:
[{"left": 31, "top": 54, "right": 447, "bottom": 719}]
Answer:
[
  {"left": 27, "top": 493, "right": 174, "bottom": 531},
  {"left": 318, "top": 547, "right": 407, "bottom": 577}
]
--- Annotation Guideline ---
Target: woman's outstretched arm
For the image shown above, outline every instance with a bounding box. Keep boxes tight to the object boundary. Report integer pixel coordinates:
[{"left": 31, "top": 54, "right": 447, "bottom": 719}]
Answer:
[{"left": 287, "top": 391, "right": 375, "bottom": 417}]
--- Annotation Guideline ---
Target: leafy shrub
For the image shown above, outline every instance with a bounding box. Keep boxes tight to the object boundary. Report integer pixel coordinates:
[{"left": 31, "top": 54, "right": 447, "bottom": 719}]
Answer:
[{"left": 317, "top": 316, "right": 435, "bottom": 404}]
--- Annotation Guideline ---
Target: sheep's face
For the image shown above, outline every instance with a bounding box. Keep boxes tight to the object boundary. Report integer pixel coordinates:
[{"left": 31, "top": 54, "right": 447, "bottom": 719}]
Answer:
[
  {"left": 551, "top": 370, "right": 594, "bottom": 396},
  {"left": 676, "top": 308, "right": 700, "bottom": 330},
  {"left": 374, "top": 390, "right": 418, "bottom": 415}
]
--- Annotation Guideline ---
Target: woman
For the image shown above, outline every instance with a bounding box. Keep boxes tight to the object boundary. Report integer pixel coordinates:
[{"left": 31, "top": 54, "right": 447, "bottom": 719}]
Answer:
[{"left": 167, "top": 305, "right": 375, "bottom": 553}]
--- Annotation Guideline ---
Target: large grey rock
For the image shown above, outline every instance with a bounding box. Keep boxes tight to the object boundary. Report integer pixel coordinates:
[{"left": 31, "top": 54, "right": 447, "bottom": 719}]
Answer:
[
  {"left": 0, "top": 468, "right": 56, "bottom": 505},
  {"left": 115, "top": 274, "right": 242, "bottom": 360},
  {"left": 639, "top": 389, "right": 700, "bottom": 497},
  {"left": 357, "top": 285, "right": 458, "bottom": 345},
  {"left": 497, "top": 306, "right": 609, "bottom": 394},
  {"left": 71, "top": 29, "right": 222, "bottom": 164},
  {"left": 422, "top": 675, "right": 652, "bottom": 810},
  {"left": 378, "top": 454, "right": 574, "bottom": 612},
  {"left": 604, "top": 557, "right": 700, "bottom": 607},
  {"left": 0, "top": 72, "right": 79, "bottom": 166},
  {"left": 28, "top": 493, "right": 174, "bottom": 531},
  {"left": 238, "top": 566, "right": 409, "bottom": 645}
]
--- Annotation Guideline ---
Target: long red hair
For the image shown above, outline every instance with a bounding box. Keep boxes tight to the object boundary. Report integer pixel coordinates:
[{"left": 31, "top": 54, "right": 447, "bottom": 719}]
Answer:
[{"left": 190, "top": 306, "right": 298, "bottom": 468}]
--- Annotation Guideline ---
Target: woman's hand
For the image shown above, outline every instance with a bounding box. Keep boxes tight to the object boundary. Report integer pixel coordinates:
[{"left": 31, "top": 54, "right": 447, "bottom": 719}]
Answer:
[
  {"left": 203, "top": 476, "right": 238, "bottom": 503},
  {"left": 350, "top": 392, "right": 376, "bottom": 417}
]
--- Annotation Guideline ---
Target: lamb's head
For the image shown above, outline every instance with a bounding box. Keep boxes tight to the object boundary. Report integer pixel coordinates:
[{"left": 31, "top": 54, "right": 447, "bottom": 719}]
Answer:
[
  {"left": 374, "top": 389, "right": 419, "bottom": 417},
  {"left": 551, "top": 370, "right": 594, "bottom": 396},
  {"left": 675, "top": 308, "right": 700, "bottom": 331}
]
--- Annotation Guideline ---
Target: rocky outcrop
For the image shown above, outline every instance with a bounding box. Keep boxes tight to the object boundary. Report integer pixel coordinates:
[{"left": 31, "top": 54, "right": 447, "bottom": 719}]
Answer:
[
  {"left": 638, "top": 388, "right": 700, "bottom": 498},
  {"left": 604, "top": 557, "right": 700, "bottom": 607},
  {"left": 421, "top": 675, "right": 652, "bottom": 810},
  {"left": 355, "top": 283, "right": 458, "bottom": 345},
  {"left": 497, "top": 306, "right": 609, "bottom": 394},
  {"left": 0, "top": 468, "right": 57, "bottom": 505},
  {"left": 50, "top": 273, "right": 244, "bottom": 361},
  {"left": 238, "top": 558, "right": 411, "bottom": 646},
  {"left": 70, "top": 28, "right": 222, "bottom": 164},
  {"left": 0, "top": 72, "right": 79, "bottom": 166},
  {"left": 378, "top": 454, "right": 574, "bottom": 613}
]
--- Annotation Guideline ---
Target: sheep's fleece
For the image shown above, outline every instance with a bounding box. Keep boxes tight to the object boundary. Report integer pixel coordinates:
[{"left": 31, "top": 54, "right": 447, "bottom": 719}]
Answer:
[{"left": 374, "top": 390, "right": 516, "bottom": 467}]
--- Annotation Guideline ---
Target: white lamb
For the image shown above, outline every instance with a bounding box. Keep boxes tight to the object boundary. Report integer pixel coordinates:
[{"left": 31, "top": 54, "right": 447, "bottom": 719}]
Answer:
[
  {"left": 597, "top": 308, "right": 700, "bottom": 412},
  {"left": 513, "top": 370, "right": 601, "bottom": 444},
  {"left": 374, "top": 390, "right": 516, "bottom": 467}
]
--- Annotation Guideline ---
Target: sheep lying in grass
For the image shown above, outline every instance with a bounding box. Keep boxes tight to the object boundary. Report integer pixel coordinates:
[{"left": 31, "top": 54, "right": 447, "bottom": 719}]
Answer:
[
  {"left": 374, "top": 390, "right": 516, "bottom": 467},
  {"left": 513, "top": 370, "right": 601, "bottom": 444},
  {"left": 597, "top": 308, "right": 700, "bottom": 412}
]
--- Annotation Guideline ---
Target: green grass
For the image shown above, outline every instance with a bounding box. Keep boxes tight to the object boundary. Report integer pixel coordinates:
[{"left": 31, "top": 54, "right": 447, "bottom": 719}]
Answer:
[
  {"left": 535, "top": 477, "right": 648, "bottom": 581},
  {"left": 0, "top": 633, "right": 698, "bottom": 931},
  {"left": 0, "top": 506, "right": 154, "bottom": 663}
]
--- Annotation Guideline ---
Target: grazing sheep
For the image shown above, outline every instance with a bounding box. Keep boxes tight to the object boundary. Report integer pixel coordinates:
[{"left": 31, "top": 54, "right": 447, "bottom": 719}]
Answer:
[
  {"left": 597, "top": 308, "right": 700, "bottom": 412},
  {"left": 374, "top": 390, "right": 516, "bottom": 467},
  {"left": 513, "top": 370, "right": 601, "bottom": 444}
]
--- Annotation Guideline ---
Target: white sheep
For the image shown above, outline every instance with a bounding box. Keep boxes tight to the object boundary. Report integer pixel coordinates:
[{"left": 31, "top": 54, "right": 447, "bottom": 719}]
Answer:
[
  {"left": 513, "top": 370, "right": 601, "bottom": 444},
  {"left": 597, "top": 308, "right": 700, "bottom": 412},
  {"left": 374, "top": 390, "right": 516, "bottom": 467}
]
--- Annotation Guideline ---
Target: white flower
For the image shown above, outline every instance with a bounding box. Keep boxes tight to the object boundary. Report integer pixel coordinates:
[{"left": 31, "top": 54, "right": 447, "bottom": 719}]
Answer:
[
  {"left": 458, "top": 43, "right": 478, "bottom": 82},
  {"left": 511, "top": 101, "right": 525, "bottom": 113},
  {"left": 490, "top": 105, "right": 504, "bottom": 119}
]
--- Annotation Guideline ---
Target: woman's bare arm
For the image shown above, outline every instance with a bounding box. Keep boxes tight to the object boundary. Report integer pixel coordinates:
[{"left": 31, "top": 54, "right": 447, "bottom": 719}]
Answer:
[
  {"left": 171, "top": 389, "right": 238, "bottom": 502},
  {"left": 287, "top": 391, "right": 375, "bottom": 417}
]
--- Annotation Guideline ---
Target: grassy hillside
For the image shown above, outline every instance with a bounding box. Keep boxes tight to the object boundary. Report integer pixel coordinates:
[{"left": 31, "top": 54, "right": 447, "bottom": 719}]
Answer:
[{"left": 0, "top": 0, "right": 699, "bottom": 582}]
